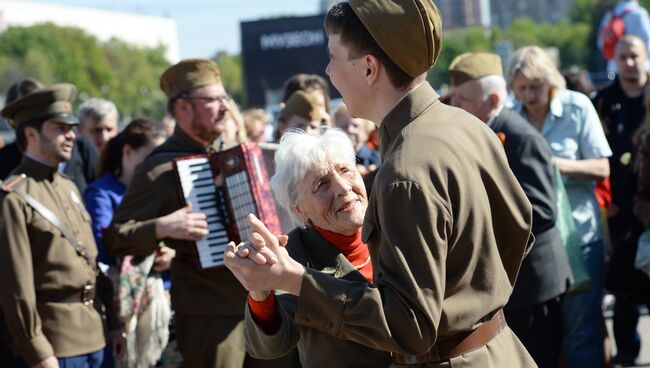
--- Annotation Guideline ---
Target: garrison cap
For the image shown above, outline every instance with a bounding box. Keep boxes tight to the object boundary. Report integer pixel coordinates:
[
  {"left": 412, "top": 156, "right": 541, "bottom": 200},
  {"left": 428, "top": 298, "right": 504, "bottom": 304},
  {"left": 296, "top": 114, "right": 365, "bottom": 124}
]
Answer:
[
  {"left": 348, "top": 0, "right": 443, "bottom": 78},
  {"left": 160, "top": 58, "right": 222, "bottom": 99},
  {"left": 279, "top": 91, "right": 322, "bottom": 122},
  {"left": 1, "top": 83, "right": 77, "bottom": 128},
  {"left": 449, "top": 52, "right": 503, "bottom": 86}
]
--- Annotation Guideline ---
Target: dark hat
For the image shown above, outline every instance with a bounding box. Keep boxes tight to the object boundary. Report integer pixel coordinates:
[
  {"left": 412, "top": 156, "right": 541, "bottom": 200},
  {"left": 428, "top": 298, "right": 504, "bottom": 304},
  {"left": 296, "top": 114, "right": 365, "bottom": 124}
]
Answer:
[
  {"left": 279, "top": 91, "right": 322, "bottom": 122},
  {"left": 160, "top": 58, "right": 222, "bottom": 99},
  {"left": 348, "top": 0, "right": 443, "bottom": 78},
  {"left": 1, "top": 83, "right": 78, "bottom": 128},
  {"left": 449, "top": 52, "right": 503, "bottom": 86}
]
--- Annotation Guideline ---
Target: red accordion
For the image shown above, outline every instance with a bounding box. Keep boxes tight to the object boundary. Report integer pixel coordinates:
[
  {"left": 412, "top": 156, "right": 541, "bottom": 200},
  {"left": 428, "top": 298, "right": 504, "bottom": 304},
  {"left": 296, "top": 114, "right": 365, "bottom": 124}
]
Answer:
[{"left": 173, "top": 143, "right": 280, "bottom": 270}]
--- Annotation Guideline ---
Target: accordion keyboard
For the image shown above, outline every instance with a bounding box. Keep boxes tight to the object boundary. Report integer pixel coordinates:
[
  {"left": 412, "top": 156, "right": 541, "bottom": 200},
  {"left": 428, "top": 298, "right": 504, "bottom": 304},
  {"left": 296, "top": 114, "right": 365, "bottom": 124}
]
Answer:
[
  {"left": 176, "top": 156, "right": 230, "bottom": 269},
  {"left": 225, "top": 171, "right": 257, "bottom": 242}
]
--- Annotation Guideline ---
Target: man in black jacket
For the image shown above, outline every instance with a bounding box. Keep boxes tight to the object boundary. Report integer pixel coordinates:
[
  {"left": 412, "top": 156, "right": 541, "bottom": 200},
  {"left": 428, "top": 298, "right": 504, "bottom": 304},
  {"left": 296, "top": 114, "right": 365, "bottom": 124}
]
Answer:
[
  {"left": 593, "top": 34, "right": 650, "bottom": 366},
  {"left": 449, "top": 52, "right": 573, "bottom": 368}
]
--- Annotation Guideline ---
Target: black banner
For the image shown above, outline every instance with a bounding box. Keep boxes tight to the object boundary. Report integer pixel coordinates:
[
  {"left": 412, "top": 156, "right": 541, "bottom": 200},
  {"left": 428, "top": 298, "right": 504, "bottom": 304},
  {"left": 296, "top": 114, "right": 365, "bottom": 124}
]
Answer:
[{"left": 240, "top": 15, "right": 339, "bottom": 108}]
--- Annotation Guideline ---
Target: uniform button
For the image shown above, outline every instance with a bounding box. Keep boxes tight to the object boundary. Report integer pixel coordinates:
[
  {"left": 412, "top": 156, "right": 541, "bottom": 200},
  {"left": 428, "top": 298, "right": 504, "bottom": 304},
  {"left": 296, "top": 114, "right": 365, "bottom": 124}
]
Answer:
[{"left": 325, "top": 322, "right": 333, "bottom": 329}]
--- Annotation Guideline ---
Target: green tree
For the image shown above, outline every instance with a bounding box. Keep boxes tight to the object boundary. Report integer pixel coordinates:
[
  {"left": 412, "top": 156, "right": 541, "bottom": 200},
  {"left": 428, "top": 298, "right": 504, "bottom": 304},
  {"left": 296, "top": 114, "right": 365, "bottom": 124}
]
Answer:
[
  {"left": 0, "top": 23, "right": 111, "bottom": 98},
  {"left": 571, "top": 0, "right": 599, "bottom": 24},
  {"left": 102, "top": 38, "right": 169, "bottom": 120},
  {"left": 213, "top": 51, "right": 244, "bottom": 107},
  {"left": 0, "top": 23, "right": 170, "bottom": 120},
  {"left": 429, "top": 26, "right": 494, "bottom": 86},
  {"left": 641, "top": 0, "right": 650, "bottom": 12}
]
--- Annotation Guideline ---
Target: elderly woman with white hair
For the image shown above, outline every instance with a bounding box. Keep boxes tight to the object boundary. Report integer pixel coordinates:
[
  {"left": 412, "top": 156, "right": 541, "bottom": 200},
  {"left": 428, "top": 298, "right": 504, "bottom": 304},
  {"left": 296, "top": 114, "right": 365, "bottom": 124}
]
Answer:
[
  {"left": 507, "top": 45, "right": 612, "bottom": 368},
  {"left": 235, "top": 128, "right": 390, "bottom": 367}
]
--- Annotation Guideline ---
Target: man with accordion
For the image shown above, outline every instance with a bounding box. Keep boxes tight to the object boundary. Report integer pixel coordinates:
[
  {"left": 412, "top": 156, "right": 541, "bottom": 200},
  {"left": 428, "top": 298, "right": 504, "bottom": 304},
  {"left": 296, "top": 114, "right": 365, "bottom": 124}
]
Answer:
[{"left": 105, "top": 59, "right": 296, "bottom": 368}]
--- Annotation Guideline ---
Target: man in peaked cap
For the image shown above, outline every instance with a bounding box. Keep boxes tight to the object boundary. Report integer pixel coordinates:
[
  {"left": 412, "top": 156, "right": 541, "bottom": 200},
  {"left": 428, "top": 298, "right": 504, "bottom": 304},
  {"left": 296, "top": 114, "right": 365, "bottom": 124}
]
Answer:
[
  {"left": 0, "top": 84, "right": 123, "bottom": 367},
  {"left": 105, "top": 59, "right": 298, "bottom": 368},
  {"left": 225, "top": 1, "right": 536, "bottom": 367},
  {"left": 449, "top": 52, "right": 573, "bottom": 368},
  {"left": 274, "top": 90, "right": 323, "bottom": 141}
]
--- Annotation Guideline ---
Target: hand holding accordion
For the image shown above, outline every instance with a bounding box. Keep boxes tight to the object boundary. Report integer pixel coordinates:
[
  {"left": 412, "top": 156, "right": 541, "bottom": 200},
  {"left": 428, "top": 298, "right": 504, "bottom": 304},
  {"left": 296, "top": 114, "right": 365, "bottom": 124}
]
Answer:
[{"left": 173, "top": 143, "right": 281, "bottom": 270}]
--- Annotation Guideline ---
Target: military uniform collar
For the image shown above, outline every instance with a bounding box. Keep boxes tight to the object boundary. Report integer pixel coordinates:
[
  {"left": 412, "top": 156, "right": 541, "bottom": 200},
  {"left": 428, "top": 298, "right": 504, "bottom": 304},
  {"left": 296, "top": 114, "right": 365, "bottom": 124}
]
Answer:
[
  {"left": 168, "top": 125, "right": 214, "bottom": 153},
  {"left": 378, "top": 82, "right": 439, "bottom": 156},
  {"left": 19, "top": 154, "right": 59, "bottom": 180}
]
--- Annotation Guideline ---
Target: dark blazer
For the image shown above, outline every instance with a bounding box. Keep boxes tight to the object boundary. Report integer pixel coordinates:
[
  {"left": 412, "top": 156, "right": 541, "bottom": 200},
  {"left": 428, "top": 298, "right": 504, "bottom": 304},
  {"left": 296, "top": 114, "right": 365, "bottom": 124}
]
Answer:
[
  {"left": 0, "top": 143, "right": 21, "bottom": 181},
  {"left": 63, "top": 135, "right": 98, "bottom": 194},
  {"left": 244, "top": 227, "right": 391, "bottom": 368},
  {"left": 493, "top": 108, "right": 573, "bottom": 310}
]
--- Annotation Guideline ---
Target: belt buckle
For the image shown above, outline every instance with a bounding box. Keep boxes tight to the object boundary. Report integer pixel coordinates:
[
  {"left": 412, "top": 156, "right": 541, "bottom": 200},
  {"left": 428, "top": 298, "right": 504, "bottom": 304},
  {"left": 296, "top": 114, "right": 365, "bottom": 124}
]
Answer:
[{"left": 82, "top": 284, "right": 95, "bottom": 306}]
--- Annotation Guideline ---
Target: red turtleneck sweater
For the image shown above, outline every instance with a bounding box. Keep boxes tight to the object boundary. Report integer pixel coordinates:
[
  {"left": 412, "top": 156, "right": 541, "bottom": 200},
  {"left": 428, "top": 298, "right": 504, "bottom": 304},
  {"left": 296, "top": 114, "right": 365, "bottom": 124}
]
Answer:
[{"left": 248, "top": 226, "right": 373, "bottom": 333}]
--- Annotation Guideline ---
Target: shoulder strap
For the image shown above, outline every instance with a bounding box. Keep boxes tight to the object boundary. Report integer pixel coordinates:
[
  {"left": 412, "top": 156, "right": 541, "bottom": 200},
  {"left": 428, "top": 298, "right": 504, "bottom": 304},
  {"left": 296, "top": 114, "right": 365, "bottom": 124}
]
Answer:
[{"left": 1, "top": 175, "right": 94, "bottom": 268}]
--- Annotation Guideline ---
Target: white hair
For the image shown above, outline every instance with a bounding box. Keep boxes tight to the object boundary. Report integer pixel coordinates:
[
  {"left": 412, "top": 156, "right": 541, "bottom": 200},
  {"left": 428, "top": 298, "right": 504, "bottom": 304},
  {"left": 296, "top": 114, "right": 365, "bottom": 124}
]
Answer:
[
  {"left": 78, "top": 98, "right": 118, "bottom": 125},
  {"left": 270, "top": 128, "right": 356, "bottom": 225},
  {"left": 477, "top": 75, "right": 508, "bottom": 107}
]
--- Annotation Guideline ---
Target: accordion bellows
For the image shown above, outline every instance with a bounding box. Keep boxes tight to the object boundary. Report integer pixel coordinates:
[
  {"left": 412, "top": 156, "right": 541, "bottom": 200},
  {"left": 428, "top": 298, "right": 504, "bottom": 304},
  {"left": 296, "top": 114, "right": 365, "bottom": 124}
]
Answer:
[{"left": 173, "top": 143, "right": 281, "bottom": 270}]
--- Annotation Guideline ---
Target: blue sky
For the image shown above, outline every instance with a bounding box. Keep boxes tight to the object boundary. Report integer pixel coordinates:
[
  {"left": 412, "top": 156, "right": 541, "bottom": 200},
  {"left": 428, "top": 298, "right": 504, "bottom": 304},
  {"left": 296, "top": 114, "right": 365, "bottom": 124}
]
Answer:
[{"left": 35, "top": 0, "right": 324, "bottom": 58}]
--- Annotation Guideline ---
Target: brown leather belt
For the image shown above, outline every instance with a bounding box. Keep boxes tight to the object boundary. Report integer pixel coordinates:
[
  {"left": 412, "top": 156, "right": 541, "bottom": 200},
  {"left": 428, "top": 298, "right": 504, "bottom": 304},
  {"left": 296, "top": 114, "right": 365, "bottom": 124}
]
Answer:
[
  {"left": 36, "top": 284, "right": 96, "bottom": 306},
  {"left": 392, "top": 309, "right": 507, "bottom": 365}
]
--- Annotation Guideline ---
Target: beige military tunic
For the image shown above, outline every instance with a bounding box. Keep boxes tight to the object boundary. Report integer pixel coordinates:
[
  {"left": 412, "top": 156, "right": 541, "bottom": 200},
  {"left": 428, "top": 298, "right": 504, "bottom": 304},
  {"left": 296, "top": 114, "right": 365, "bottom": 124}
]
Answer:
[
  {"left": 0, "top": 157, "right": 105, "bottom": 365},
  {"left": 292, "top": 82, "right": 537, "bottom": 367}
]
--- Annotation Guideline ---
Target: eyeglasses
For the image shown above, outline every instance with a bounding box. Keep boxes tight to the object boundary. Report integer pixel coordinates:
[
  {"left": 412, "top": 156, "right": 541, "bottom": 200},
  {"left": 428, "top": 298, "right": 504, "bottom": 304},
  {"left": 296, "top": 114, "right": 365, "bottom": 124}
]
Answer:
[{"left": 183, "top": 94, "right": 231, "bottom": 105}]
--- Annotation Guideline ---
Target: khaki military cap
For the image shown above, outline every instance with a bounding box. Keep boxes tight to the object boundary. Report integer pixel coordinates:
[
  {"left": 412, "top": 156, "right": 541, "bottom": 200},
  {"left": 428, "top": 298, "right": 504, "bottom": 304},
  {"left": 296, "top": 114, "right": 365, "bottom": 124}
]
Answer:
[
  {"left": 280, "top": 91, "right": 322, "bottom": 122},
  {"left": 1, "top": 83, "right": 77, "bottom": 128},
  {"left": 349, "top": 0, "right": 443, "bottom": 78},
  {"left": 160, "top": 58, "right": 222, "bottom": 99},
  {"left": 449, "top": 52, "right": 503, "bottom": 86}
]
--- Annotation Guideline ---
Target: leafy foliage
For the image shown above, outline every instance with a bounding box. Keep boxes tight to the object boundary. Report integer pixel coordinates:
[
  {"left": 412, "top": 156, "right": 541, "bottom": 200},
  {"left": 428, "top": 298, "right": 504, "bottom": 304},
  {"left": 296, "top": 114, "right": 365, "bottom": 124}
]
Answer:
[
  {"left": 428, "top": 0, "right": 612, "bottom": 87},
  {"left": 214, "top": 51, "right": 245, "bottom": 107},
  {"left": 0, "top": 23, "right": 170, "bottom": 120}
]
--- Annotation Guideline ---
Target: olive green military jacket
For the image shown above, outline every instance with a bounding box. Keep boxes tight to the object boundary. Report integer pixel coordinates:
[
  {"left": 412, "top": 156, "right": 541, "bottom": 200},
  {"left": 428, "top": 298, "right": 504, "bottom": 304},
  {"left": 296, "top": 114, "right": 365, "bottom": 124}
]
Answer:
[
  {"left": 244, "top": 227, "right": 391, "bottom": 368},
  {"left": 0, "top": 157, "right": 105, "bottom": 365},
  {"left": 292, "top": 83, "right": 536, "bottom": 366},
  {"left": 104, "top": 126, "right": 247, "bottom": 316}
]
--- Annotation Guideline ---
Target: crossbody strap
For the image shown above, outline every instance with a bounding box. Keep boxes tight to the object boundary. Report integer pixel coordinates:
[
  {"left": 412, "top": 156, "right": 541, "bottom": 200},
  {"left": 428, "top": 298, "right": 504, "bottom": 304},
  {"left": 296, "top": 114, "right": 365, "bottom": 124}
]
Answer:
[{"left": 2, "top": 174, "right": 94, "bottom": 269}]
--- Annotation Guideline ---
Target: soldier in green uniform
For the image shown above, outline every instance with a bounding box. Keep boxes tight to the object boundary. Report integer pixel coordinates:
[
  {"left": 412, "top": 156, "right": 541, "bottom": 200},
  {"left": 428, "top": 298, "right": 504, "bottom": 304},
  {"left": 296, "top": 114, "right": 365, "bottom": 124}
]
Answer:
[
  {"left": 225, "top": 1, "right": 537, "bottom": 367},
  {"left": 0, "top": 84, "right": 122, "bottom": 368},
  {"left": 104, "top": 59, "right": 297, "bottom": 368}
]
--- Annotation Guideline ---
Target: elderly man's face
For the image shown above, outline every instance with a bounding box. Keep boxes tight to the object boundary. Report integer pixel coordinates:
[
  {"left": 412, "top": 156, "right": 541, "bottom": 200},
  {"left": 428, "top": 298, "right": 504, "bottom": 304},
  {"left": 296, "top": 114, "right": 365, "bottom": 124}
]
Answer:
[
  {"left": 81, "top": 111, "right": 118, "bottom": 151},
  {"left": 294, "top": 154, "right": 367, "bottom": 236},
  {"left": 450, "top": 80, "right": 493, "bottom": 123}
]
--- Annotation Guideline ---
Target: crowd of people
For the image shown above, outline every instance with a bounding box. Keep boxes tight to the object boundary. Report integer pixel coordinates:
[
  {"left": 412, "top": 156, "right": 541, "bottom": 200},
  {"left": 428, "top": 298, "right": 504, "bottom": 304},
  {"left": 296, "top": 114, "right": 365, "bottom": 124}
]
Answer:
[{"left": 1, "top": 0, "right": 650, "bottom": 367}]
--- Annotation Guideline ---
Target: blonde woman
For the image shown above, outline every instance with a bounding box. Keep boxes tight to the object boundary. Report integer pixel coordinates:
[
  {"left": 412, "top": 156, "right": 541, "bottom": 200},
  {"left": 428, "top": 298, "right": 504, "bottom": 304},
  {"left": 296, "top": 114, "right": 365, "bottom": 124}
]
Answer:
[
  {"left": 220, "top": 99, "right": 248, "bottom": 149},
  {"left": 507, "top": 45, "right": 612, "bottom": 368}
]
